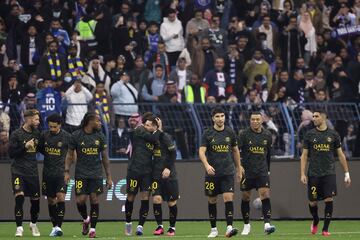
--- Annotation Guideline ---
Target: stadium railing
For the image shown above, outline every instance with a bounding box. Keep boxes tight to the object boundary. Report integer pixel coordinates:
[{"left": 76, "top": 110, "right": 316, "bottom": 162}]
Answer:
[{"left": 1, "top": 102, "right": 359, "bottom": 162}]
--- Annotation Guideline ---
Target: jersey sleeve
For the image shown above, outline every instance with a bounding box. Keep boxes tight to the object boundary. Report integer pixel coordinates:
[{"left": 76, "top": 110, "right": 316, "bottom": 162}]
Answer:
[
  {"left": 303, "top": 132, "right": 311, "bottom": 150},
  {"left": 237, "top": 130, "right": 245, "bottom": 148},
  {"left": 230, "top": 129, "right": 238, "bottom": 147},
  {"left": 8, "top": 131, "right": 26, "bottom": 159},
  {"left": 334, "top": 131, "right": 341, "bottom": 149},
  {"left": 99, "top": 132, "right": 108, "bottom": 151},
  {"left": 200, "top": 130, "right": 209, "bottom": 147},
  {"left": 68, "top": 133, "right": 77, "bottom": 150}
]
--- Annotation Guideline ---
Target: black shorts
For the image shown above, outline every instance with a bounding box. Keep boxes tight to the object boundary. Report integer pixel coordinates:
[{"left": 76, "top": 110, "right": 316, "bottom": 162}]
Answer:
[
  {"left": 11, "top": 174, "right": 40, "bottom": 198},
  {"left": 240, "top": 175, "right": 270, "bottom": 191},
  {"left": 75, "top": 178, "right": 103, "bottom": 196},
  {"left": 204, "top": 175, "right": 234, "bottom": 197},
  {"left": 152, "top": 179, "right": 179, "bottom": 201},
  {"left": 42, "top": 176, "right": 67, "bottom": 198},
  {"left": 308, "top": 175, "right": 337, "bottom": 201},
  {"left": 126, "top": 174, "right": 152, "bottom": 195}
]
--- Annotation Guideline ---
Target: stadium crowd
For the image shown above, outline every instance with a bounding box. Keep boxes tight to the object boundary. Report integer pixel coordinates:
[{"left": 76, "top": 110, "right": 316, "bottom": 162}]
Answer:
[{"left": 0, "top": 0, "right": 360, "bottom": 158}]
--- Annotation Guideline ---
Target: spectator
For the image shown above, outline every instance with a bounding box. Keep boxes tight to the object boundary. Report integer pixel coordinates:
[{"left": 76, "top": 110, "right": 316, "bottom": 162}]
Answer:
[
  {"left": 160, "top": 9, "right": 185, "bottom": 68},
  {"left": 0, "top": 129, "right": 9, "bottom": 159},
  {"left": 331, "top": 3, "right": 356, "bottom": 28},
  {"left": 111, "top": 72, "right": 138, "bottom": 122},
  {"left": 314, "top": 88, "right": 328, "bottom": 102},
  {"left": 286, "top": 69, "right": 306, "bottom": 103},
  {"left": 1, "top": 58, "right": 28, "bottom": 92},
  {"left": 67, "top": 44, "right": 86, "bottom": 81},
  {"left": 141, "top": 64, "right": 165, "bottom": 102},
  {"left": 64, "top": 78, "right": 93, "bottom": 133},
  {"left": 143, "top": 21, "right": 160, "bottom": 63},
  {"left": 182, "top": 73, "right": 206, "bottom": 103},
  {"left": 254, "top": 15, "right": 279, "bottom": 53},
  {"left": 158, "top": 80, "right": 179, "bottom": 103},
  {"left": 299, "top": 11, "right": 317, "bottom": 65},
  {"left": 190, "top": 37, "right": 217, "bottom": 79},
  {"left": 75, "top": 15, "right": 98, "bottom": 52},
  {"left": 169, "top": 57, "right": 192, "bottom": 92},
  {"left": 92, "top": 0, "right": 112, "bottom": 55},
  {"left": 129, "top": 55, "right": 151, "bottom": 96},
  {"left": 0, "top": 100, "right": 10, "bottom": 136},
  {"left": 36, "top": 40, "right": 66, "bottom": 82},
  {"left": 204, "top": 57, "right": 232, "bottom": 100},
  {"left": 0, "top": 17, "right": 7, "bottom": 43},
  {"left": 185, "top": 9, "right": 209, "bottom": 39},
  {"left": 110, "top": 117, "right": 130, "bottom": 158},
  {"left": 225, "top": 42, "right": 245, "bottom": 99},
  {"left": 280, "top": 14, "right": 306, "bottom": 71},
  {"left": 20, "top": 24, "right": 41, "bottom": 74},
  {"left": 82, "top": 56, "right": 111, "bottom": 93},
  {"left": 93, "top": 82, "right": 111, "bottom": 125},
  {"left": 243, "top": 49, "right": 273, "bottom": 91},
  {"left": 50, "top": 18, "right": 70, "bottom": 54},
  {"left": 146, "top": 41, "right": 171, "bottom": 79},
  {"left": 201, "top": 14, "right": 227, "bottom": 56}
]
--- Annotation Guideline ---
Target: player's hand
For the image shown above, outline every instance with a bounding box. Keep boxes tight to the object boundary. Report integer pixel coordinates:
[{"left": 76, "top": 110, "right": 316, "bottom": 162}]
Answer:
[
  {"left": 64, "top": 172, "right": 70, "bottom": 184},
  {"left": 205, "top": 164, "right": 215, "bottom": 176},
  {"left": 235, "top": 170, "right": 242, "bottom": 183},
  {"left": 25, "top": 138, "right": 35, "bottom": 149},
  {"left": 344, "top": 172, "right": 351, "bottom": 188},
  {"left": 300, "top": 174, "right": 307, "bottom": 185},
  {"left": 106, "top": 177, "right": 113, "bottom": 189},
  {"left": 162, "top": 168, "right": 171, "bottom": 179},
  {"left": 155, "top": 117, "right": 163, "bottom": 131}
]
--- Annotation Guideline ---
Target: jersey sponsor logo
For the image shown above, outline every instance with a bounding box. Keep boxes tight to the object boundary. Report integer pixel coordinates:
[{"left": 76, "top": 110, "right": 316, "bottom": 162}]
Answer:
[
  {"left": 153, "top": 148, "right": 161, "bottom": 157},
  {"left": 249, "top": 146, "right": 265, "bottom": 154},
  {"left": 146, "top": 142, "right": 154, "bottom": 150},
  {"left": 313, "top": 143, "right": 330, "bottom": 152},
  {"left": 81, "top": 147, "right": 99, "bottom": 155},
  {"left": 211, "top": 144, "right": 230, "bottom": 152},
  {"left": 45, "top": 147, "right": 61, "bottom": 156}
]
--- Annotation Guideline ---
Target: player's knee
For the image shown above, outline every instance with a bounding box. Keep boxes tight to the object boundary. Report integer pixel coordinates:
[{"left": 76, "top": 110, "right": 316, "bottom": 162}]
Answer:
[
  {"left": 76, "top": 195, "right": 87, "bottom": 204},
  {"left": 208, "top": 197, "right": 217, "bottom": 204},
  {"left": 140, "top": 191, "right": 150, "bottom": 200},
  {"left": 14, "top": 192, "right": 24, "bottom": 198},
  {"left": 168, "top": 200, "right": 177, "bottom": 207},
  {"left": 56, "top": 193, "right": 66, "bottom": 202},
  {"left": 241, "top": 192, "right": 251, "bottom": 201},
  {"left": 259, "top": 189, "right": 270, "bottom": 199},
  {"left": 324, "top": 197, "right": 333, "bottom": 202},
  {"left": 153, "top": 195, "right": 162, "bottom": 204},
  {"left": 47, "top": 197, "right": 57, "bottom": 205},
  {"left": 30, "top": 197, "right": 40, "bottom": 201},
  {"left": 309, "top": 201, "right": 318, "bottom": 207},
  {"left": 127, "top": 194, "right": 135, "bottom": 202},
  {"left": 223, "top": 193, "right": 233, "bottom": 202},
  {"left": 89, "top": 194, "right": 99, "bottom": 204}
]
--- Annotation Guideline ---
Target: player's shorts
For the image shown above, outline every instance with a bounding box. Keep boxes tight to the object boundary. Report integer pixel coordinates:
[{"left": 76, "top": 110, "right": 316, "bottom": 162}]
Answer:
[
  {"left": 240, "top": 175, "right": 270, "bottom": 191},
  {"left": 151, "top": 179, "right": 179, "bottom": 201},
  {"left": 42, "top": 176, "right": 67, "bottom": 198},
  {"left": 308, "top": 174, "right": 337, "bottom": 201},
  {"left": 126, "top": 174, "right": 152, "bottom": 195},
  {"left": 74, "top": 178, "right": 103, "bottom": 196},
  {"left": 11, "top": 174, "right": 40, "bottom": 198},
  {"left": 204, "top": 175, "right": 234, "bottom": 197}
]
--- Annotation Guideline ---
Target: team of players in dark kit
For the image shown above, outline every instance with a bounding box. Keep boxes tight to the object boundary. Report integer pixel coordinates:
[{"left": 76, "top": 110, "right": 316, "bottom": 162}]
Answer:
[{"left": 8, "top": 107, "right": 351, "bottom": 238}]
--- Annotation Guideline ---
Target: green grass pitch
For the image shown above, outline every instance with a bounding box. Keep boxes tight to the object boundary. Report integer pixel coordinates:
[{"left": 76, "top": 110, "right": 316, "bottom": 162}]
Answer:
[{"left": 1, "top": 220, "right": 359, "bottom": 239}]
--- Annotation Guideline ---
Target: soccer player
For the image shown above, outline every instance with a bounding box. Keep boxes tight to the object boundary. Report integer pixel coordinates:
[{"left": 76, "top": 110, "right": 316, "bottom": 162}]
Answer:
[
  {"left": 64, "top": 112, "right": 113, "bottom": 238},
  {"left": 9, "top": 109, "right": 41, "bottom": 237},
  {"left": 125, "top": 113, "right": 163, "bottom": 236},
  {"left": 300, "top": 110, "right": 351, "bottom": 236},
  {"left": 199, "top": 107, "right": 242, "bottom": 238},
  {"left": 238, "top": 112, "right": 276, "bottom": 235},
  {"left": 152, "top": 124, "right": 178, "bottom": 236},
  {"left": 38, "top": 113, "right": 70, "bottom": 236}
]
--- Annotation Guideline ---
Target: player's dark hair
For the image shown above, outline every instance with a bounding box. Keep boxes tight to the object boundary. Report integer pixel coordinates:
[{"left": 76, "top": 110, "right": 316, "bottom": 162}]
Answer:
[
  {"left": 313, "top": 109, "right": 327, "bottom": 117},
  {"left": 46, "top": 113, "right": 63, "bottom": 124},
  {"left": 80, "top": 112, "right": 98, "bottom": 129},
  {"left": 142, "top": 112, "right": 155, "bottom": 123},
  {"left": 211, "top": 107, "right": 225, "bottom": 117},
  {"left": 250, "top": 111, "right": 262, "bottom": 117}
]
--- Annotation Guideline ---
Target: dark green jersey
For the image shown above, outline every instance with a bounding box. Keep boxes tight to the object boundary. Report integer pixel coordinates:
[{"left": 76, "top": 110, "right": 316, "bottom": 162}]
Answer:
[
  {"left": 69, "top": 129, "right": 107, "bottom": 179},
  {"left": 238, "top": 128, "right": 272, "bottom": 178},
  {"left": 128, "top": 126, "right": 161, "bottom": 176},
  {"left": 201, "top": 126, "right": 238, "bottom": 177},
  {"left": 40, "top": 129, "right": 71, "bottom": 177},
  {"left": 153, "top": 132, "right": 177, "bottom": 180},
  {"left": 9, "top": 127, "right": 41, "bottom": 176},
  {"left": 303, "top": 128, "right": 341, "bottom": 177}
]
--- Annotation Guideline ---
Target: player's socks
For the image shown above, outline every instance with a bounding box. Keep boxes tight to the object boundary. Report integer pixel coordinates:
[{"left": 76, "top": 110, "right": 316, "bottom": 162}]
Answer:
[
  {"left": 138, "top": 200, "right": 149, "bottom": 226},
  {"left": 57, "top": 201, "right": 65, "bottom": 228},
  {"left": 225, "top": 201, "right": 234, "bottom": 226},
  {"left": 308, "top": 204, "right": 319, "bottom": 226},
  {"left": 208, "top": 203, "right": 217, "bottom": 228},
  {"left": 48, "top": 204, "right": 57, "bottom": 227},
  {"left": 30, "top": 199, "right": 40, "bottom": 224},
  {"left": 153, "top": 203, "right": 163, "bottom": 226},
  {"left": 15, "top": 195, "right": 24, "bottom": 227},
  {"left": 169, "top": 204, "right": 178, "bottom": 228},
  {"left": 76, "top": 203, "right": 88, "bottom": 220},
  {"left": 90, "top": 204, "right": 99, "bottom": 228},
  {"left": 322, "top": 201, "right": 333, "bottom": 232},
  {"left": 241, "top": 200, "right": 250, "bottom": 224},
  {"left": 125, "top": 199, "right": 134, "bottom": 223},
  {"left": 261, "top": 198, "right": 271, "bottom": 223}
]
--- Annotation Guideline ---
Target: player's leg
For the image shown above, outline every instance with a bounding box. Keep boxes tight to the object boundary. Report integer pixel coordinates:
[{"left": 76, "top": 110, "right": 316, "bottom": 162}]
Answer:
[
  {"left": 205, "top": 176, "right": 219, "bottom": 238},
  {"left": 75, "top": 179, "right": 90, "bottom": 235},
  {"left": 258, "top": 187, "right": 275, "bottom": 234},
  {"left": 88, "top": 179, "right": 103, "bottom": 238},
  {"left": 12, "top": 175, "right": 25, "bottom": 237},
  {"left": 308, "top": 176, "right": 320, "bottom": 234},
  {"left": 28, "top": 176, "right": 41, "bottom": 237},
  {"left": 125, "top": 176, "right": 139, "bottom": 235},
  {"left": 222, "top": 176, "right": 237, "bottom": 238},
  {"left": 321, "top": 175, "right": 337, "bottom": 236},
  {"left": 241, "top": 191, "right": 252, "bottom": 235},
  {"left": 152, "top": 180, "right": 164, "bottom": 235},
  {"left": 136, "top": 175, "right": 152, "bottom": 236},
  {"left": 47, "top": 197, "right": 58, "bottom": 236},
  {"left": 54, "top": 192, "right": 66, "bottom": 236},
  {"left": 165, "top": 180, "right": 179, "bottom": 236}
]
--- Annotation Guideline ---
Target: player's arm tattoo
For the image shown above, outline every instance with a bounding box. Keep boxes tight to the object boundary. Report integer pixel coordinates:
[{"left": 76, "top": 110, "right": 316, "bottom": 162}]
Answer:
[
  {"left": 101, "top": 149, "right": 112, "bottom": 178},
  {"left": 336, "top": 148, "right": 349, "bottom": 173},
  {"left": 300, "top": 148, "right": 309, "bottom": 176}
]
